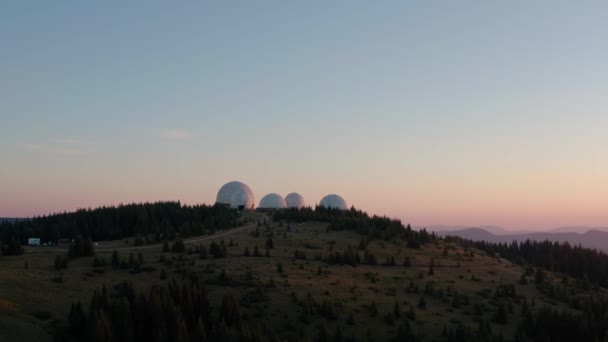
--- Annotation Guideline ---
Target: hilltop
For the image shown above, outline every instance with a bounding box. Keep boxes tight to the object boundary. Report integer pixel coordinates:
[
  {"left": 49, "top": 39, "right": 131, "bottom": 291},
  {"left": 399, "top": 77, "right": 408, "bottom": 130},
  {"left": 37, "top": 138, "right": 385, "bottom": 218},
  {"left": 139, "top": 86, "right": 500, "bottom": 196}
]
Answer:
[{"left": 0, "top": 205, "right": 607, "bottom": 341}]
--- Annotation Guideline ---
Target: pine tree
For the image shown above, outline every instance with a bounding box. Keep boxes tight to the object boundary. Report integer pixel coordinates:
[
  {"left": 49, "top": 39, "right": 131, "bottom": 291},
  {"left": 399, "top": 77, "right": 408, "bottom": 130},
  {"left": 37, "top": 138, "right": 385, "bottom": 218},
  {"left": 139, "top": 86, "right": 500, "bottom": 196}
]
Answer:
[
  {"left": 393, "top": 301, "right": 401, "bottom": 318},
  {"left": 403, "top": 256, "right": 411, "bottom": 267},
  {"left": 171, "top": 238, "right": 185, "bottom": 253},
  {"left": 197, "top": 244, "right": 208, "bottom": 260},
  {"left": 219, "top": 292, "right": 241, "bottom": 327},
  {"left": 68, "top": 301, "right": 86, "bottom": 340},
  {"left": 364, "top": 249, "right": 377, "bottom": 265},
  {"left": 347, "top": 311, "right": 355, "bottom": 325},
  {"left": 332, "top": 325, "right": 344, "bottom": 342},
  {"left": 83, "top": 236, "right": 95, "bottom": 256},
  {"left": 265, "top": 237, "right": 274, "bottom": 250},
  {"left": 128, "top": 252, "right": 135, "bottom": 268},
  {"left": 520, "top": 273, "right": 528, "bottom": 285},
  {"left": 452, "top": 292, "right": 460, "bottom": 308},
  {"left": 535, "top": 268, "right": 545, "bottom": 286},
  {"left": 394, "top": 320, "right": 415, "bottom": 341},
  {"left": 407, "top": 305, "right": 416, "bottom": 320},
  {"left": 68, "top": 235, "right": 94, "bottom": 258},
  {"left": 368, "top": 302, "right": 378, "bottom": 317},
  {"left": 54, "top": 255, "right": 68, "bottom": 270},
  {"left": 191, "top": 318, "right": 206, "bottom": 341},
  {"left": 494, "top": 301, "right": 508, "bottom": 324},
  {"left": 418, "top": 296, "right": 427, "bottom": 309},
  {"left": 316, "top": 324, "right": 329, "bottom": 342}
]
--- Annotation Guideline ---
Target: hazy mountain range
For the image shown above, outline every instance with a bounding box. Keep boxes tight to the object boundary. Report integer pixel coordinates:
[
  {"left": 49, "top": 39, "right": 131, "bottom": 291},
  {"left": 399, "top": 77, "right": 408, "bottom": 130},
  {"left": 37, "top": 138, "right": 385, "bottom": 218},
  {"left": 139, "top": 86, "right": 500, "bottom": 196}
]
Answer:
[
  {"left": 425, "top": 225, "right": 535, "bottom": 235},
  {"left": 433, "top": 227, "right": 608, "bottom": 252},
  {"left": 426, "top": 225, "right": 608, "bottom": 235}
]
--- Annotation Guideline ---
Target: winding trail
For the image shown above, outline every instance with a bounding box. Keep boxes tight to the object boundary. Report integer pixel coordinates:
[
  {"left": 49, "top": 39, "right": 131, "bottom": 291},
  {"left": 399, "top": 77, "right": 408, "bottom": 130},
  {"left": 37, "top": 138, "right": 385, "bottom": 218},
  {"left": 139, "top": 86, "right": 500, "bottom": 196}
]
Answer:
[{"left": 95, "top": 221, "right": 260, "bottom": 252}]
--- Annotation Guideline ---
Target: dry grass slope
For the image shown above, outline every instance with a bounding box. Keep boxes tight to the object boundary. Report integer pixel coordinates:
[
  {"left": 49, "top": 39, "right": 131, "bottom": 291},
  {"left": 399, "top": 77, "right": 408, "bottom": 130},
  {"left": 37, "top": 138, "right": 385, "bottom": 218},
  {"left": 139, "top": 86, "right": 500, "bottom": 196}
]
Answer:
[{"left": 0, "top": 213, "right": 600, "bottom": 341}]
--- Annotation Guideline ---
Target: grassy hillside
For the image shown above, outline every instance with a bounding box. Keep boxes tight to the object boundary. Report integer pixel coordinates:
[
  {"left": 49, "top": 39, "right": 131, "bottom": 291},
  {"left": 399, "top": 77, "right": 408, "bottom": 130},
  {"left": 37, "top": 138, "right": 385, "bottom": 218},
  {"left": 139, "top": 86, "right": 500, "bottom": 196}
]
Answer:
[{"left": 0, "top": 211, "right": 605, "bottom": 341}]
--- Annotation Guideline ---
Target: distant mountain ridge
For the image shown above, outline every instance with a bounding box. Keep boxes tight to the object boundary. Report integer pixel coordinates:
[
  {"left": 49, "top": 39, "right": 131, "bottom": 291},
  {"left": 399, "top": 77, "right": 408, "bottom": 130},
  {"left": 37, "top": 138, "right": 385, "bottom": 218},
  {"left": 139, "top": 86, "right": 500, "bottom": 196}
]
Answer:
[
  {"left": 434, "top": 227, "right": 608, "bottom": 252},
  {"left": 425, "top": 225, "right": 535, "bottom": 235},
  {"left": 426, "top": 225, "right": 608, "bottom": 235},
  {"left": 548, "top": 226, "right": 608, "bottom": 233}
]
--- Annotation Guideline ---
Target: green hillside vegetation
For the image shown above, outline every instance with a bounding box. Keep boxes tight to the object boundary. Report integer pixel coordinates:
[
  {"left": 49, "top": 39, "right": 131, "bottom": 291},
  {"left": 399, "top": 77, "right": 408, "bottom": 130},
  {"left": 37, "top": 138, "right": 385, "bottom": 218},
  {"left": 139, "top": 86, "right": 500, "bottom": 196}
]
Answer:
[{"left": 0, "top": 205, "right": 607, "bottom": 341}]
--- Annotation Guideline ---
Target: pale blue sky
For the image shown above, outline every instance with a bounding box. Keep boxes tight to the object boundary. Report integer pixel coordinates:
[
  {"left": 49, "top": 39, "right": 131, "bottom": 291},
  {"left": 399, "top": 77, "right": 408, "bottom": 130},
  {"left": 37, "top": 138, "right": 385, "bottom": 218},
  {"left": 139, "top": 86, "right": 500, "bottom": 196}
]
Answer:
[{"left": 1, "top": 1, "right": 607, "bottom": 229}]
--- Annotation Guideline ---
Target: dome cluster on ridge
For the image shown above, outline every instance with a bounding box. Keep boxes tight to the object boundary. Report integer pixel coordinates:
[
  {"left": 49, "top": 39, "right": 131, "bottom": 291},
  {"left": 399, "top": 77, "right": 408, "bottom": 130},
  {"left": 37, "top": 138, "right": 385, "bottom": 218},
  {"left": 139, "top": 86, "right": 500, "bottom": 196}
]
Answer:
[{"left": 215, "top": 181, "right": 347, "bottom": 211}]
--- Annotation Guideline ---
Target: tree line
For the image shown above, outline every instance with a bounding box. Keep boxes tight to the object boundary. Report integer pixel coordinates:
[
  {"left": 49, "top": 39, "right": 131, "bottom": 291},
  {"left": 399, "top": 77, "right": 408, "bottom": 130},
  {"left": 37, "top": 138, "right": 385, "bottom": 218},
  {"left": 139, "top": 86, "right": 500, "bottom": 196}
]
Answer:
[
  {"left": 0, "top": 201, "right": 240, "bottom": 255},
  {"left": 56, "top": 277, "right": 271, "bottom": 342},
  {"left": 273, "top": 206, "right": 435, "bottom": 244},
  {"left": 514, "top": 298, "right": 608, "bottom": 342},
  {"left": 445, "top": 236, "right": 608, "bottom": 287}
]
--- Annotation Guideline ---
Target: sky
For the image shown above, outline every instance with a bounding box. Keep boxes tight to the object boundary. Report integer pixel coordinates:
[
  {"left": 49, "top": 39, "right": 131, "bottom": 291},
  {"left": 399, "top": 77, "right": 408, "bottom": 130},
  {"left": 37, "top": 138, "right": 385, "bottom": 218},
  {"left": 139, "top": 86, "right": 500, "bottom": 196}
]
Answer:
[{"left": 1, "top": 1, "right": 607, "bottom": 230}]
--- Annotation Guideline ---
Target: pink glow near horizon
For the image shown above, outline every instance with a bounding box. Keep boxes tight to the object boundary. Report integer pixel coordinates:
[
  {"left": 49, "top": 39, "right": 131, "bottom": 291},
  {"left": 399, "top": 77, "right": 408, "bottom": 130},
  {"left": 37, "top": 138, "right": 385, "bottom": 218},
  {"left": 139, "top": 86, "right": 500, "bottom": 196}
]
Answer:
[{"left": 3, "top": 175, "right": 607, "bottom": 231}]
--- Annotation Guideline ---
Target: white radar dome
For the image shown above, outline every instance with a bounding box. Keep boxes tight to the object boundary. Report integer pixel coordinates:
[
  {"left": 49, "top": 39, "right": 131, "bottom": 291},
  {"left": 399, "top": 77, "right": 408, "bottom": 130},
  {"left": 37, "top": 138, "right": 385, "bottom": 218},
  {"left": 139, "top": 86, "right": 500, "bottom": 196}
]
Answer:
[
  {"left": 285, "top": 192, "right": 305, "bottom": 208},
  {"left": 319, "top": 194, "right": 348, "bottom": 210},
  {"left": 259, "top": 193, "right": 287, "bottom": 209},
  {"left": 216, "top": 181, "right": 255, "bottom": 209}
]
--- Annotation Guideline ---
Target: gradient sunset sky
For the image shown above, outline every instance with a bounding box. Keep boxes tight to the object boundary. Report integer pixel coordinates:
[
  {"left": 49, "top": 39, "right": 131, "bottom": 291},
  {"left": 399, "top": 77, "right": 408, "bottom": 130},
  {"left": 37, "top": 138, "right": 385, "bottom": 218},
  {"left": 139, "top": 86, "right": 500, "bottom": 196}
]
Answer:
[{"left": 1, "top": 2, "right": 607, "bottom": 230}]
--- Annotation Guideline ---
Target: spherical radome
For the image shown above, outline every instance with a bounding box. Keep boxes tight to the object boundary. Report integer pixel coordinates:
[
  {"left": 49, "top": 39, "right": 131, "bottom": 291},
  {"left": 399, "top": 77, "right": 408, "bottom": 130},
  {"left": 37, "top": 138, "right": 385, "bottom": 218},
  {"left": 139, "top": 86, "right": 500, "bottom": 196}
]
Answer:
[
  {"left": 259, "top": 193, "right": 287, "bottom": 209},
  {"left": 216, "top": 181, "right": 255, "bottom": 209},
  {"left": 319, "top": 194, "right": 348, "bottom": 210},
  {"left": 285, "top": 192, "right": 305, "bottom": 208}
]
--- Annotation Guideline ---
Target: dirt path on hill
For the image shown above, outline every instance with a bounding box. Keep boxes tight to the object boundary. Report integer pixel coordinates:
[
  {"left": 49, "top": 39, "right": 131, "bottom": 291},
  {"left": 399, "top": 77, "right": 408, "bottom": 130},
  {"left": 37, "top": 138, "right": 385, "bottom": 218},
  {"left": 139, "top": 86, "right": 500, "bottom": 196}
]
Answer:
[
  {"left": 95, "top": 222, "right": 259, "bottom": 251},
  {"left": 24, "top": 221, "right": 261, "bottom": 254}
]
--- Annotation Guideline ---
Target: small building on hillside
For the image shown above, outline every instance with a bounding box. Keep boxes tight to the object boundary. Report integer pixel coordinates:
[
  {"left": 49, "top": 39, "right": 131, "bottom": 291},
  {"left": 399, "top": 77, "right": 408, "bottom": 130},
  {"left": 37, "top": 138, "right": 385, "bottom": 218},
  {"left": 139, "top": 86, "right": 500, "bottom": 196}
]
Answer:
[{"left": 28, "top": 238, "right": 41, "bottom": 246}]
